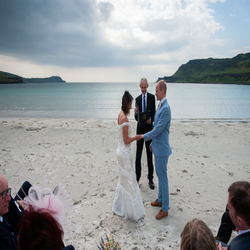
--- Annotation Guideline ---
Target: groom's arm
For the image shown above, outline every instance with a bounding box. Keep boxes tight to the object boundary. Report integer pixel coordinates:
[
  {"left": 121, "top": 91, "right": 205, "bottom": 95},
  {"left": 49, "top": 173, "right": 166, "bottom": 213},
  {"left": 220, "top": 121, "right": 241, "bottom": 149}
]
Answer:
[{"left": 144, "top": 107, "right": 169, "bottom": 141}]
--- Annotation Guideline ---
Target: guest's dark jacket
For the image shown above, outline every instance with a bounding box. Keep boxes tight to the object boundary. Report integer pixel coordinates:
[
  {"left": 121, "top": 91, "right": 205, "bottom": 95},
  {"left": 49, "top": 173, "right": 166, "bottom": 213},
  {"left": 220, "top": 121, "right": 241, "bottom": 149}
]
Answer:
[
  {"left": 0, "top": 219, "right": 18, "bottom": 250},
  {"left": 228, "top": 231, "right": 250, "bottom": 250},
  {"left": 135, "top": 92, "right": 155, "bottom": 134}
]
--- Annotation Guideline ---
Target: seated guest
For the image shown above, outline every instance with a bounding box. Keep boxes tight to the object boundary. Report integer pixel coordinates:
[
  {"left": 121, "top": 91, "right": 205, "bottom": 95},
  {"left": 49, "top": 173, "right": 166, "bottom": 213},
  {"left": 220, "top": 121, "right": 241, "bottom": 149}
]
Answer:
[
  {"left": 181, "top": 218, "right": 217, "bottom": 250},
  {"left": 215, "top": 205, "right": 236, "bottom": 244},
  {"left": 18, "top": 209, "right": 74, "bottom": 250},
  {"left": 217, "top": 181, "right": 250, "bottom": 250}
]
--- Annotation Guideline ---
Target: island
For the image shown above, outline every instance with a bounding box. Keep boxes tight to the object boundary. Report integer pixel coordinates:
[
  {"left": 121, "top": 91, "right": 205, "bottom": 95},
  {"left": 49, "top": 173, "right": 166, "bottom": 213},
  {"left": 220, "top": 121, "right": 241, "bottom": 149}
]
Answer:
[
  {"left": 0, "top": 71, "right": 65, "bottom": 84},
  {"left": 157, "top": 52, "right": 250, "bottom": 84}
]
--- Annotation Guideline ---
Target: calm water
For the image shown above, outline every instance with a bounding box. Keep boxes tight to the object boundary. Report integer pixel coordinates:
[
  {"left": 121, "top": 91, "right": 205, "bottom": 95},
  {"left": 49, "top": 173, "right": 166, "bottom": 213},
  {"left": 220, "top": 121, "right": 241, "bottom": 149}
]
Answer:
[{"left": 0, "top": 82, "right": 250, "bottom": 122}]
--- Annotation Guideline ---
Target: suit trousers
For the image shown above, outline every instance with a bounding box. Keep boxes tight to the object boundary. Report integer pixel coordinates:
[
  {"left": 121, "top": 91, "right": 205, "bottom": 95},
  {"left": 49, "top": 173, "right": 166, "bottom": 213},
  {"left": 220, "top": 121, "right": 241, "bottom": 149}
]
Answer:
[
  {"left": 135, "top": 138, "right": 153, "bottom": 182},
  {"left": 155, "top": 155, "right": 169, "bottom": 213}
]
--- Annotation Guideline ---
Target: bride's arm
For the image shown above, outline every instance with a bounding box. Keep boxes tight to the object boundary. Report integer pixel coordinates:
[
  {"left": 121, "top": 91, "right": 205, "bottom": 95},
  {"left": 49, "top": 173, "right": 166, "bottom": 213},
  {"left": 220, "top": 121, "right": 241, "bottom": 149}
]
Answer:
[
  {"left": 121, "top": 116, "right": 140, "bottom": 144},
  {"left": 123, "top": 126, "right": 140, "bottom": 144}
]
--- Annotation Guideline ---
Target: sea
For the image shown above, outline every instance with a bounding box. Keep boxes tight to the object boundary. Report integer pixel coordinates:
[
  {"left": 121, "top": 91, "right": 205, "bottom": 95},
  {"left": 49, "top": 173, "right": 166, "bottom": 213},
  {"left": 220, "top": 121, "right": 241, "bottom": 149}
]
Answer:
[{"left": 0, "top": 82, "right": 250, "bottom": 122}]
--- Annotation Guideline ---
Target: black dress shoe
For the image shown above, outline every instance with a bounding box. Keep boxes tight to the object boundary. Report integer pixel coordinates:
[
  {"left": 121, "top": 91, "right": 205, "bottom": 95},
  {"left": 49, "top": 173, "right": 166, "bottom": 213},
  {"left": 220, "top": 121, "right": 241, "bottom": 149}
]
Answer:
[{"left": 149, "top": 181, "right": 155, "bottom": 190}]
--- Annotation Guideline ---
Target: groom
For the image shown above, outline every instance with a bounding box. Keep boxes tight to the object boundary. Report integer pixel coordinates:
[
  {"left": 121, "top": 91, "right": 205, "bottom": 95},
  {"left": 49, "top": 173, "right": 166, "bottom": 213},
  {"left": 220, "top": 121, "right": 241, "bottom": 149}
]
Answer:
[{"left": 141, "top": 80, "right": 172, "bottom": 220}]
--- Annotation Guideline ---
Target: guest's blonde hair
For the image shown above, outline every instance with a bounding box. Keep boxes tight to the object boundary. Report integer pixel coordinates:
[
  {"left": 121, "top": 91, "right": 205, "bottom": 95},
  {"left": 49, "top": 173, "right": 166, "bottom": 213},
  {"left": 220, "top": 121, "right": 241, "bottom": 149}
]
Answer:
[{"left": 180, "top": 218, "right": 216, "bottom": 250}]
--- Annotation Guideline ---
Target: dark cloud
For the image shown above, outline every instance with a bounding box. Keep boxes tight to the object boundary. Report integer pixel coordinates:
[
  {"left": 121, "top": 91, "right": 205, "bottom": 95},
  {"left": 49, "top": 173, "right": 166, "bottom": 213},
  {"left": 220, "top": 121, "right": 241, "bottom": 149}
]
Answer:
[{"left": 0, "top": 0, "right": 125, "bottom": 67}]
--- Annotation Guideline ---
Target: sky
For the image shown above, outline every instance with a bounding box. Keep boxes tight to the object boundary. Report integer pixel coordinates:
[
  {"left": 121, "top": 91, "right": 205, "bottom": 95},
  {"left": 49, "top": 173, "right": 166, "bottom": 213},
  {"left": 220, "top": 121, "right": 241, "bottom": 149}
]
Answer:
[{"left": 0, "top": 0, "right": 249, "bottom": 83}]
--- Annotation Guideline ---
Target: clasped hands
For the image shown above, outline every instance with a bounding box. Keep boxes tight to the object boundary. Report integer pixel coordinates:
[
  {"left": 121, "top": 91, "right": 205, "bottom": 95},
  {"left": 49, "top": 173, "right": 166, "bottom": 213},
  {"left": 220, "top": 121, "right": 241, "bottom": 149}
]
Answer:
[
  {"left": 134, "top": 135, "right": 144, "bottom": 141},
  {"left": 134, "top": 135, "right": 143, "bottom": 141}
]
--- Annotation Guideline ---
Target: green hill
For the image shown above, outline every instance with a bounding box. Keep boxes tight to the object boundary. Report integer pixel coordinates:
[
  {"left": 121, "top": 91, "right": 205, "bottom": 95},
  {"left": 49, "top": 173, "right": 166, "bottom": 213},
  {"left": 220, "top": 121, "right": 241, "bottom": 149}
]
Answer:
[
  {"left": 22, "top": 76, "right": 65, "bottom": 83},
  {"left": 0, "top": 71, "right": 23, "bottom": 83},
  {"left": 0, "top": 71, "right": 65, "bottom": 84},
  {"left": 158, "top": 53, "right": 250, "bottom": 84}
]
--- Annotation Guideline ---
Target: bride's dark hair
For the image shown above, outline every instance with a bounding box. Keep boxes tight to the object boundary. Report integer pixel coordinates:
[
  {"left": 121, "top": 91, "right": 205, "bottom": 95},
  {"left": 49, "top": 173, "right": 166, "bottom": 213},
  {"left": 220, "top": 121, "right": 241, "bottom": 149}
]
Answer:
[{"left": 122, "top": 91, "right": 133, "bottom": 115}]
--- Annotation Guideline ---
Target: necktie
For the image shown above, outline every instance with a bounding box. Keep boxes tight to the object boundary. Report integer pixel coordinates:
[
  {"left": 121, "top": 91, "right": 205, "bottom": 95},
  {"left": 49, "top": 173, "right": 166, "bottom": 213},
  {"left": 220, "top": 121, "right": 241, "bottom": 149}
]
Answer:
[{"left": 143, "top": 95, "right": 146, "bottom": 112}]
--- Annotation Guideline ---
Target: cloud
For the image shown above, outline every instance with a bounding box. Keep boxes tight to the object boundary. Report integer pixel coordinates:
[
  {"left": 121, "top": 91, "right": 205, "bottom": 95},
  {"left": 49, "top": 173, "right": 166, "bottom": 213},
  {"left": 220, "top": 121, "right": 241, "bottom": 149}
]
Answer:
[{"left": 1, "top": 0, "right": 245, "bottom": 81}]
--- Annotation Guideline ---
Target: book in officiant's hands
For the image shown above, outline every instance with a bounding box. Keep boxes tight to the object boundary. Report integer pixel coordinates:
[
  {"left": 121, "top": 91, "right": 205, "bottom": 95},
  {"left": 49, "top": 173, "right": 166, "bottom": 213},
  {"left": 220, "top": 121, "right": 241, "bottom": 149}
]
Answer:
[{"left": 138, "top": 110, "right": 150, "bottom": 126}]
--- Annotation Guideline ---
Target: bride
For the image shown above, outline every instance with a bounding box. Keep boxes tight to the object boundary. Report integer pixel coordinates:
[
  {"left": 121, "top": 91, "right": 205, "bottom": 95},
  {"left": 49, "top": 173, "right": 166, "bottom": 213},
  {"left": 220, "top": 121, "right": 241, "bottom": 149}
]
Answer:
[{"left": 112, "top": 91, "right": 145, "bottom": 221}]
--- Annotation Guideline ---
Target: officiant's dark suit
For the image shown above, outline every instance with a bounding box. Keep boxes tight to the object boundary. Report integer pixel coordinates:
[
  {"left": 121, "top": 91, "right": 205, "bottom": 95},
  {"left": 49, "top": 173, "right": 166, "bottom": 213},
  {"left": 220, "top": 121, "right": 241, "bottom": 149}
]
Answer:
[{"left": 134, "top": 78, "right": 156, "bottom": 189}]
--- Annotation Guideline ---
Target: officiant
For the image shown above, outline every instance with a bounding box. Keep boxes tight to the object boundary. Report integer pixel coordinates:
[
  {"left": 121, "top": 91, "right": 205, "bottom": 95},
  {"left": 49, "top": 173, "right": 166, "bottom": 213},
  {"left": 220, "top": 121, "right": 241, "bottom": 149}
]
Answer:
[{"left": 134, "top": 78, "right": 156, "bottom": 189}]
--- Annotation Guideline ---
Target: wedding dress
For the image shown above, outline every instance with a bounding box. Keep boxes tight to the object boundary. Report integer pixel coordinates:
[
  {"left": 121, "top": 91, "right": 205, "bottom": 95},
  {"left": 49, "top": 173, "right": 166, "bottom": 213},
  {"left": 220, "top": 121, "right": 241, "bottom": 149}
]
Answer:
[{"left": 112, "top": 122, "right": 145, "bottom": 221}]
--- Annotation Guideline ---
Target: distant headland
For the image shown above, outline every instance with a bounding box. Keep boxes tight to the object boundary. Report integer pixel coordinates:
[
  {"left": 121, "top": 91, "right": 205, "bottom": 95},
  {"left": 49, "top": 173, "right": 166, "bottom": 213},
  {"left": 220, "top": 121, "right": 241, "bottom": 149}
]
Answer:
[
  {"left": 157, "top": 52, "right": 250, "bottom": 84},
  {"left": 0, "top": 71, "right": 65, "bottom": 84}
]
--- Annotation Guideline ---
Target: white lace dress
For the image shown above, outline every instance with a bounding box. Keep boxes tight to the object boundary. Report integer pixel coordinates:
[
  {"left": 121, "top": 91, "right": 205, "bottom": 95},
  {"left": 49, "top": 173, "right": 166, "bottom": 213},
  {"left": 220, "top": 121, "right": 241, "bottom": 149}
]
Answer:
[{"left": 112, "top": 122, "right": 145, "bottom": 221}]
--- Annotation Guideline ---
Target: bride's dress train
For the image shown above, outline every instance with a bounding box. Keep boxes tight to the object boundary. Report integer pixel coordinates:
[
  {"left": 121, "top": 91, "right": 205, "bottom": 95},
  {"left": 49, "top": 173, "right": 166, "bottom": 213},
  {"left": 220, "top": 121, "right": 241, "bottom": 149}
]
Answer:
[{"left": 112, "top": 122, "right": 145, "bottom": 221}]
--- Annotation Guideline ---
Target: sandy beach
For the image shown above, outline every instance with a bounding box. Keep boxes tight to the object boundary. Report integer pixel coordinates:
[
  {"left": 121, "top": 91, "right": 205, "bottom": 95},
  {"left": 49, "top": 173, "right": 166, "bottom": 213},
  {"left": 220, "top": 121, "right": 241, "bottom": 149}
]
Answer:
[{"left": 1, "top": 118, "right": 250, "bottom": 249}]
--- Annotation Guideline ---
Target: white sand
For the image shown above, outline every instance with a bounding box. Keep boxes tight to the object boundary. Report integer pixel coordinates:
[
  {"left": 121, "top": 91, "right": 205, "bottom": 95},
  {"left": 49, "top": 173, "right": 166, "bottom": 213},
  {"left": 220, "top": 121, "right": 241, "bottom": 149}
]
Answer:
[{"left": 1, "top": 118, "right": 249, "bottom": 249}]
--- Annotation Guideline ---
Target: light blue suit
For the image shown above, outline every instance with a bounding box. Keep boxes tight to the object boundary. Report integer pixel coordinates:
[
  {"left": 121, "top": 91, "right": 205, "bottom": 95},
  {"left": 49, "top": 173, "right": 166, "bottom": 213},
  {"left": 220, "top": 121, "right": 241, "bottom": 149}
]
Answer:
[{"left": 144, "top": 98, "right": 172, "bottom": 212}]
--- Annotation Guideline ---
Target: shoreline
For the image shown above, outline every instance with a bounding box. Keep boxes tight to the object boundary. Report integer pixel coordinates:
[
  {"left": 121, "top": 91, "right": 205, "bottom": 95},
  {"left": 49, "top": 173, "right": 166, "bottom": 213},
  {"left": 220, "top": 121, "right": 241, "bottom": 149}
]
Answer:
[
  {"left": 1, "top": 116, "right": 250, "bottom": 123},
  {"left": 1, "top": 118, "right": 250, "bottom": 249}
]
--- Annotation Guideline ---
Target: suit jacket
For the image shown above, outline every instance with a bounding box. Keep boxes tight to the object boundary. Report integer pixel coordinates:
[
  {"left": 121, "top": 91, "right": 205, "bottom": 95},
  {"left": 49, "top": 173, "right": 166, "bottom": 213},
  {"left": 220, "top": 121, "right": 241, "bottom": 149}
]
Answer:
[
  {"left": 135, "top": 92, "right": 156, "bottom": 134},
  {"left": 0, "top": 221, "right": 18, "bottom": 250},
  {"left": 144, "top": 98, "right": 172, "bottom": 157},
  {"left": 228, "top": 231, "right": 250, "bottom": 250}
]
